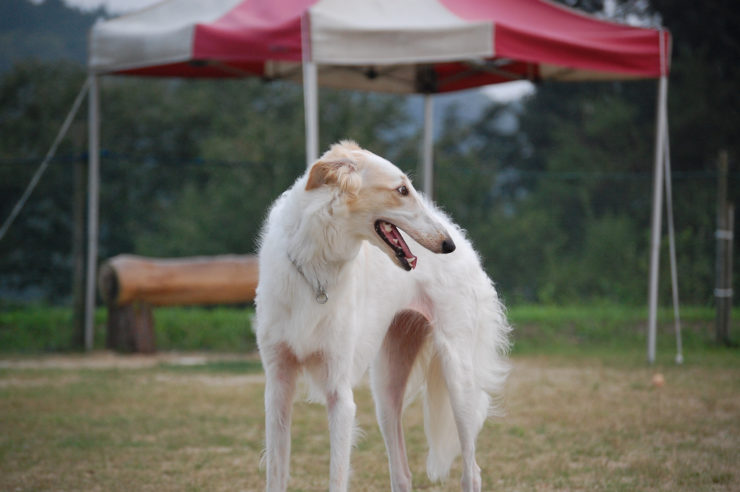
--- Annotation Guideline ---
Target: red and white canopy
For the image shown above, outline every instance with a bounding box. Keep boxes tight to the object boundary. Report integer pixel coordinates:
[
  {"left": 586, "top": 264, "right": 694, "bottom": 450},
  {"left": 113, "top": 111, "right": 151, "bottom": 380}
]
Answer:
[{"left": 89, "top": 0, "right": 670, "bottom": 93}]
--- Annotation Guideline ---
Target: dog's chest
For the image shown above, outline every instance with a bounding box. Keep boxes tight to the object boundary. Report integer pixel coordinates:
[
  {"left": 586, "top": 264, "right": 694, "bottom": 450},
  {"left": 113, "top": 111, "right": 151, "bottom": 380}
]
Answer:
[{"left": 276, "top": 298, "right": 357, "bottom": 358}]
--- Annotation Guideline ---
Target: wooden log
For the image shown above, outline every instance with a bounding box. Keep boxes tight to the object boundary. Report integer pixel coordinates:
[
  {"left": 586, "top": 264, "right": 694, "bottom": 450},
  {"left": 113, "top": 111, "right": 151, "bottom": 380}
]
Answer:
[{"left": 98, "top": 254, "right": 259, "bottom": 307}]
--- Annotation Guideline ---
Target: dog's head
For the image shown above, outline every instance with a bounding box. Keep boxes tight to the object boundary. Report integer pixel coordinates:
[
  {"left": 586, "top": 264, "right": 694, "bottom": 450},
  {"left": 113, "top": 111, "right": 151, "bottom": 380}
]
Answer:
[{"left": 305, "top": 141, "right": 455, "bottom": 271}]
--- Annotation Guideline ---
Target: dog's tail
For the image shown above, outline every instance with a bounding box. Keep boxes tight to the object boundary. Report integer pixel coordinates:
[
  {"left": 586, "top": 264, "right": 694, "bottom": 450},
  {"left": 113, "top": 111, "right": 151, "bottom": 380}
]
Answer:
[
  {"left": 422, "top": 353, "right": 461, "bottom": 481},
  {"left": 421, "top": 354, "right": 494, "bottom": 482},
  {"left": 420, "top": 278, "right": 511, "bottom": 482}
]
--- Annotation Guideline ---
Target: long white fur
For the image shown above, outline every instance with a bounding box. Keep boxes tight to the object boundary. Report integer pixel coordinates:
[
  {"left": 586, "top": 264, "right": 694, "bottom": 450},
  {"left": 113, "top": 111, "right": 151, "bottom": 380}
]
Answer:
[{"left": 255, "top": 142, "right": 511, "bottom": 492}]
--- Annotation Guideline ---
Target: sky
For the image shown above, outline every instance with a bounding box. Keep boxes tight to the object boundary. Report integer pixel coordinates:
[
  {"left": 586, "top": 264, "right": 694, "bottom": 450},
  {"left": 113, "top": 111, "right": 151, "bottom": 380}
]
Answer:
[
  {"left": 481, "top": 81, "right": 536, "bottom": 103},
  {"left": 62, "top": 0, "right": 536, "bottom": 102}
]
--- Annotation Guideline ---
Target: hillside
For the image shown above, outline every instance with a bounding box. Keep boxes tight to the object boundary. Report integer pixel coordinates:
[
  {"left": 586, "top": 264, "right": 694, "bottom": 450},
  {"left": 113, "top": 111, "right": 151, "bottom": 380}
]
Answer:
[{"left": 0, "top": 0, "right": 102, "bottom": 72}]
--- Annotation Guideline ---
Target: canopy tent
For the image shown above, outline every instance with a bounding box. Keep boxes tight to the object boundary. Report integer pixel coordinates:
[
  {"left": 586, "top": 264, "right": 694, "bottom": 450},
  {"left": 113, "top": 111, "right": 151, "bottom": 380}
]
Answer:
[
  {"left": 90, "top": 0, "right": 667, "bottom": 84},
  {"left": 85, "top": 0, "right": 678, "bottom": 363}
]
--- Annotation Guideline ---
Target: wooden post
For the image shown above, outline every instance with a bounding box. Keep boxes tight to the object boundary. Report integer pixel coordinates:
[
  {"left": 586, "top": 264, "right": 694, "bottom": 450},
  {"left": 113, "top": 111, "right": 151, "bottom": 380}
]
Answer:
[
  {"left": 725, "top": 203, "right": 735, "bottom": 345},
  {"left": 716, "top": 202, "right": 734, "bottom": 346},
  {"left": 724, "top": 204, "right": 734, "bottom": 343},
  {"left": 715, "top": 151, "right": 733, "bottom": 345}
]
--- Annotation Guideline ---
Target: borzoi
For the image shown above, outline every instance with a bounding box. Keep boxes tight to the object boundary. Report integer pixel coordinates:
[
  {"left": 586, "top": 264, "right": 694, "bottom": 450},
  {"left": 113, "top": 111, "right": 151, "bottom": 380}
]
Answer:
[{"left": 255, "top": 141, "right": 510, "bottom": 492}]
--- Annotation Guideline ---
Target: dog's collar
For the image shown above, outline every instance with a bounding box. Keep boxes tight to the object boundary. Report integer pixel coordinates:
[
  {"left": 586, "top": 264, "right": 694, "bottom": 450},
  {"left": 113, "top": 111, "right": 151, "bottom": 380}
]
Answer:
[{"left": 288, "top": 255, "right": 328, "bottom": 304}]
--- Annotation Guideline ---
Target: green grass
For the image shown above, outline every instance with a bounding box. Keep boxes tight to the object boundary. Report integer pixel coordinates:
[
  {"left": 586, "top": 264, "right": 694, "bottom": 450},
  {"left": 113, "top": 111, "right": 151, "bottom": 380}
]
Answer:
[
  {"left": 158, "top": 359, "right": 263, "bottom": 374},
  {"left": 508, "top": 304, "right": 740, "bottom": 366},
  {"left": 0, "top": 306, "right": 106, "bottom": 352},
  {"left": 153, "top": 306, "right": 255, "bottom": 352},
  {"left": 1, "top": 303, "right": 738, "bottom": 365},
  {"left": 0, "top": 305, "right": 256, "bottom": 353}
]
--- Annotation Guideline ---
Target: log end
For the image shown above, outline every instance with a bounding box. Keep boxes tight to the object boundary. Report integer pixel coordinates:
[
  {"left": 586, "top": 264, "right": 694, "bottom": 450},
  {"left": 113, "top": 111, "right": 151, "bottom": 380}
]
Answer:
[{"left": 98, "top": 260, "right": 121, "bottom": 306}]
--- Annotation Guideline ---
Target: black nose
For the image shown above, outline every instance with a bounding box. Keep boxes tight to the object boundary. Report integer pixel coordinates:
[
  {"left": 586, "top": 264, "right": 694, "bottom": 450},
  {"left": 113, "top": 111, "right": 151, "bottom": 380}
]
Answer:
[{"left": 442, "top": 238, "right": 456, "bottom": 254}]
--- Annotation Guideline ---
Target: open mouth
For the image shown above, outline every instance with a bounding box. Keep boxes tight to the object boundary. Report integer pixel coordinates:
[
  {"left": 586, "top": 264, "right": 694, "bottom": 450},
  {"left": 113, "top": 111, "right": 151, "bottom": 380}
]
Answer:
[{"left": 374, "top": 220, "right": 417, "bottom": 271}]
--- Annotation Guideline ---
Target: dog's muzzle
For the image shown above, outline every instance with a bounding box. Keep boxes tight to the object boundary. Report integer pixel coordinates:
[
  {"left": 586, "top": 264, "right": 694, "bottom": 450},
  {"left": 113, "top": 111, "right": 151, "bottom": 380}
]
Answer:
[{"left": 374, "top": 220, "right": 456, "bottom": 271}]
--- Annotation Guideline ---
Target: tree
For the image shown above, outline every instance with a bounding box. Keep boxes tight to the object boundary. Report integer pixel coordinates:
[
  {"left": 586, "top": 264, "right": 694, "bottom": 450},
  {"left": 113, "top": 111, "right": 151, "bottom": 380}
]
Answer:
[
  {"left": 0, "top": 61, "right": 86, "bottom": 301},
  {"left": 133, "top": 83, "right": 415, "bottom": 257}
]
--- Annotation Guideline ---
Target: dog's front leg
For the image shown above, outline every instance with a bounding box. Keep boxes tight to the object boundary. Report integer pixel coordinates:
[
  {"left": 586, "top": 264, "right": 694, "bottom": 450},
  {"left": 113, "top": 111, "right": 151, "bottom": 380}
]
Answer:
[
  {"left": 327, "top": 384, "right": 356, "bottom": 492},
  {"left": 263, "top": 347, "right": 299, "bottom": 492}
]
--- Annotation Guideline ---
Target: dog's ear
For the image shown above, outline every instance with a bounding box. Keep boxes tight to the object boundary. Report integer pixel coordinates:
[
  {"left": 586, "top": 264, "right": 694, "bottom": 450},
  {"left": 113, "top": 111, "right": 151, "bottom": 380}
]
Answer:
[{"left": 306, "top": 160, "right": 361, "bottom": 196}]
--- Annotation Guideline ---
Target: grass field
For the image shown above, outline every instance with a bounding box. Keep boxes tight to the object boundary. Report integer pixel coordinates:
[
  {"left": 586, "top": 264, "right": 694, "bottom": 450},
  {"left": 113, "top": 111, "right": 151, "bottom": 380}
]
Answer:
[
  {"left": 0, "top": 305, "right": 738, "bottom": 490},
  {"left": 1, "top": 304, "right": 737, "bottom": 359},
  {"left": 0, "top": 351, "right": 738, "bottom": 491}
]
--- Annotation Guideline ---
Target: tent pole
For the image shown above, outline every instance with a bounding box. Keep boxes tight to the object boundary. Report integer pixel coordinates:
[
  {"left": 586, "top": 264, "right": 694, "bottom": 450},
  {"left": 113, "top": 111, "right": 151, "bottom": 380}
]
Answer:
[
  {"left": 647, "top": 75, "right": 668, "bottom": 364},
  {"left": 302, "top": 61, "right": 319, "bottom": 167},
  {"left": 422, "top": 94, "right": 434, "bottom": 198},
  {"left": 663, "top": 115, "right": 683, "bottom": 364},
  {"left": 84, "top": 74, "right": 100, "bottom": 352},
  {"left": 301, "top": 12, "right": 318, "bottom": 167}
]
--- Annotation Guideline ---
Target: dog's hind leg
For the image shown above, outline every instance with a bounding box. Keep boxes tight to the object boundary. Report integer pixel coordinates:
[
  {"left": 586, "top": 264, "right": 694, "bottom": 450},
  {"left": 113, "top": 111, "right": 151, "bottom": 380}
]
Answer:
[
  {"left": 262, "top": 343, "right": 299, "bottom": 492},
  {"left": 371, "top": 309, "right": 430, "bottom": 492}
]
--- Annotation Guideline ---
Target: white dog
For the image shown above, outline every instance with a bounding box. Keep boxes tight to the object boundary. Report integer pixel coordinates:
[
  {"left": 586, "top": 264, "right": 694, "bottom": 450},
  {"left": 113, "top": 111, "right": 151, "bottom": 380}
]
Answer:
[{"left": 255, "top": 141, "right": 510, "bottom": 492}]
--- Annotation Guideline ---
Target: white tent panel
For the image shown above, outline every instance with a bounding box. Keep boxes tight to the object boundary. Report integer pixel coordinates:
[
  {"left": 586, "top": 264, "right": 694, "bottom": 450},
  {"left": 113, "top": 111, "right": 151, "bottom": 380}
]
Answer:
[
  {"left": 310, "top": 0, "right": 492, "bottom": 65},
  {"left": 89, "top": 0, "right": 242, "bottom": 73}
]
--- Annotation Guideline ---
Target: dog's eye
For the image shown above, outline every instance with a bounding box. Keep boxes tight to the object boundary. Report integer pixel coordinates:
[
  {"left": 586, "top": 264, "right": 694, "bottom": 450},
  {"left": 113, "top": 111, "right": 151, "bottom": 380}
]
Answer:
[{"left": 397, "top": 185, "right": 409, "bottom": 196}]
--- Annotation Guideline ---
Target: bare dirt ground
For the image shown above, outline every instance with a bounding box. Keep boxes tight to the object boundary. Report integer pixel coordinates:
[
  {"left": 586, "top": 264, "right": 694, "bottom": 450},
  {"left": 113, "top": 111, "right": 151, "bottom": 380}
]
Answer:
[{"left": 0, "top": 350, "right": 258, "bottom": 370}]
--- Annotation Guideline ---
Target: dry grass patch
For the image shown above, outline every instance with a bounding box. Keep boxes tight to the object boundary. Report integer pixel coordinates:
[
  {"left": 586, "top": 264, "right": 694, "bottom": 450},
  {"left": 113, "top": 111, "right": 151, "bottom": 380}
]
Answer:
[{"left": 0, "top": 353, "right": 737, "bottom": 491}]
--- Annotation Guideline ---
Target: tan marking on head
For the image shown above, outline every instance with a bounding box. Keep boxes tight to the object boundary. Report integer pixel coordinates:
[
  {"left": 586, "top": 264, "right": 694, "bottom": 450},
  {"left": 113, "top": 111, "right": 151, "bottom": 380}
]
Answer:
[
  {"left": 349, "top": 165, "right": 409, "bottom": 214},
  {"left": 305, "top": 161, "right": 362, "bottom": 197},
  {"left": 305, "top": 141, "right": 368, "bottom": 195}
]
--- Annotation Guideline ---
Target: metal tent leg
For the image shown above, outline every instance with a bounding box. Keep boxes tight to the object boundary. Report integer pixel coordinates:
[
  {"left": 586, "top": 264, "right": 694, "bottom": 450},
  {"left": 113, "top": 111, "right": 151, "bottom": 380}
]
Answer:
[
  {"left": 663, "top": 127, "right": 683, "bottom": 364},
  {"left": 647, "top": 75, "right": 668, "bottom": 365},
  {"left": 301, "top": 13, "right": 318, "bottom": 167},
  {"left": 84, "top": 74, "right": 100, "bottom": 352},
  {"left": 422, "top": 94, "right": 434, "bottom": 198},
  {"left": 303, "top": 60, "right": 319, "bottom": 167}
]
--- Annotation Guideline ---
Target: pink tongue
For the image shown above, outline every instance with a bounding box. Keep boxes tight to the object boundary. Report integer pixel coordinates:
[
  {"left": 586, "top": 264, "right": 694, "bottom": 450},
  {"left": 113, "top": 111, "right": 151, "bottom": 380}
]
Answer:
[{"left": 385, "top": 223, "right": 417, "bottom": 269}]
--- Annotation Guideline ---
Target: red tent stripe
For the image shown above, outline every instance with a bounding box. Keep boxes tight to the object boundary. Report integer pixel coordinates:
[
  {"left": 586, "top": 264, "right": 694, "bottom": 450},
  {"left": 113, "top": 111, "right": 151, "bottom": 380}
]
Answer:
[
  {"left": 192, "top": 0, "right": 315, "bottom": 62},
  {"left": 441, "top": 0, "right": 667, "bottom": 78}
]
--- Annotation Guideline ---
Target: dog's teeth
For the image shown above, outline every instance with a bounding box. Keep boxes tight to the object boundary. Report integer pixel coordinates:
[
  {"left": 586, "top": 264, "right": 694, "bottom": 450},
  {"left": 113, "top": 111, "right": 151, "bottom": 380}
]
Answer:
[
  {"left": 392, "top": 238, "right": 399, "bottom": 245},
  {"left": 383, "top": 223, "right": 393, "bottom": 232}
]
